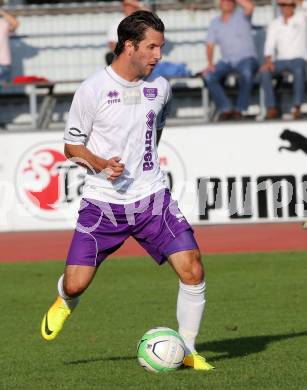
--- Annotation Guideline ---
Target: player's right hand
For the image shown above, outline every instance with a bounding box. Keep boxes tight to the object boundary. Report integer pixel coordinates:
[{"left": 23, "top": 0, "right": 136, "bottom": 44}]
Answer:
[{"left": 104, "top": 156, "right": 125, "bottom": 181}]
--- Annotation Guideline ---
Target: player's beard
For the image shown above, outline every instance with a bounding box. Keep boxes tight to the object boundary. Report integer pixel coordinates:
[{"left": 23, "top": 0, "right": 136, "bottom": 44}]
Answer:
[
  {"left": 131, "top": 55, "right": 154, "bottom": 79},
  {"left": 142, "top": 63, "right": 157, "bottom": 78},
  {"left": 138, "top": 65, "right": 151, "bottom": 79}
]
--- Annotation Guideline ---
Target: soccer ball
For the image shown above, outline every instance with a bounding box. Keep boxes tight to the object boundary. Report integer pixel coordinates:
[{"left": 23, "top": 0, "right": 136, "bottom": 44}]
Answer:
[{"left": 137, "top": 327, "right": 186, "bottom": 372}]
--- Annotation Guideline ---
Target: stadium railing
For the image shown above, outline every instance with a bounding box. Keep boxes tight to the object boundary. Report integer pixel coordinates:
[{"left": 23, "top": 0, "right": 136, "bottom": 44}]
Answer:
[
  {"left": 0, "top": 79, "right": 83, "bottom": 129},
  {"left": 0, "top": 81, "right": 55, "bottom": 129}
]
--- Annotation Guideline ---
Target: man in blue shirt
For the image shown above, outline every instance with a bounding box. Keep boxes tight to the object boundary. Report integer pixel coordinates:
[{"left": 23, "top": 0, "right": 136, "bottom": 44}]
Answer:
[{"left": 203, "top": 0, "right": 258, "bottom": 121}]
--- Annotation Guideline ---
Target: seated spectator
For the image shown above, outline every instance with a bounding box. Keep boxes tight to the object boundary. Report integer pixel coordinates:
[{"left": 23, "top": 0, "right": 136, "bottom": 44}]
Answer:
[
  {"left": 0, "top": 8, "right": 19, "bottom": 84},
  {"left": 105, "top": 0, "right": 149, "bottom": 65},
  {"left": 260, "top": 0, "right": 306, "bottom": 119},
  {"left": 203, "top": 0, "right": 259, "bottom": 121},
  {"left": 151, "top": 61, "right": 192, "bottom": 78}
]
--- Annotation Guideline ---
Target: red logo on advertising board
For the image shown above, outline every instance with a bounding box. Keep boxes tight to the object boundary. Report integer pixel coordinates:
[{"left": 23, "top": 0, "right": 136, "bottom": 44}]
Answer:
[
  {"left": 21, "top": 148, "right": 67, "bottom": 210},
  {"left": 15, "top": 142, "right": 86, "bottom": 220}
]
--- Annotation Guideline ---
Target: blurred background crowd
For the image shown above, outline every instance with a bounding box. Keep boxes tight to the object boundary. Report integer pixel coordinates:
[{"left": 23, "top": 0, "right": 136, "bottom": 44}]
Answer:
[{"left": 1, "top": 0, "right": 307, "bottom": 128}]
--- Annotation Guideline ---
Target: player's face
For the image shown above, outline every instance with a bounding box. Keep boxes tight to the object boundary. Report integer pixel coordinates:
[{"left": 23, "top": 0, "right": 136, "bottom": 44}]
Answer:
[{"left": 130, "top": 28, "right": 164, "bottom": 78}]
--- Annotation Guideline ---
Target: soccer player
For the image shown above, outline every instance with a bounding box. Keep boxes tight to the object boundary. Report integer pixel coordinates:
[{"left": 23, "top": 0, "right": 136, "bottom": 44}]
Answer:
[{"left": 41, "top": 10, "right": 214, "bottom": 371}]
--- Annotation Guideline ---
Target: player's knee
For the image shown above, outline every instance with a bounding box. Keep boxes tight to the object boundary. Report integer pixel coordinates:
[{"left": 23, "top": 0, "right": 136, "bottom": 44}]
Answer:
[
  {"left": 191, "top": 251, "right": 205, "bottom": 284},
  {"left": 180, "top": 250, "right": 204, "bottom": 285},
  {"left": 63, "top": 279, "right": 86, "bottom": 297}
]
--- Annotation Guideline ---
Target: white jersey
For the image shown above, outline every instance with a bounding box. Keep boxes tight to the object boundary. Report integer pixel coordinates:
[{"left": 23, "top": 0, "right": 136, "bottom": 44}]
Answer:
[{"left": 64, "top": 65, "right": 171, "bottom": 204}]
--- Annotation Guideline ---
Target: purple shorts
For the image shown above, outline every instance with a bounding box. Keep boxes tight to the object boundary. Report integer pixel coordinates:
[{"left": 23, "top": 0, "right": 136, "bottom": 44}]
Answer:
[{"left": 66, "top": 188, "right": 198, "bottom": 267}]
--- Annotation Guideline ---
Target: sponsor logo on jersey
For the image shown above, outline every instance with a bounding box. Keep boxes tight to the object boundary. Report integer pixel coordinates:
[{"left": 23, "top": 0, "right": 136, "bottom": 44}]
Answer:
[
  {"left": 107, "top": 90, "right": 119, "bottom": 98},
  {"left": 143, "top": 87, "right": 158, "bottom": 100},
  {"left": 107, "top": 90, "right": 121, "bottom": 104},
  {"left": 143, "top": 110, "right": 156, "bottom": 171}
]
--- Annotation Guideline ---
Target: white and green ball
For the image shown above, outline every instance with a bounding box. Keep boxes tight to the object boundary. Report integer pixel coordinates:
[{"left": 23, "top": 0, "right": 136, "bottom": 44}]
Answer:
[{"left": 137, "top": 327, "right": 186, "bottom": 372}]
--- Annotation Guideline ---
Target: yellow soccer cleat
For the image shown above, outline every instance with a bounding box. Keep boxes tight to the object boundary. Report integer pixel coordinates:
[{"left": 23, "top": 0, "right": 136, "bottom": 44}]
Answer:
[
  {"left": 41, "top": 296, "right": 72, "bottom": 341},
  {"left": 183, "top": 352, "right": 215, "bottom": 371}
]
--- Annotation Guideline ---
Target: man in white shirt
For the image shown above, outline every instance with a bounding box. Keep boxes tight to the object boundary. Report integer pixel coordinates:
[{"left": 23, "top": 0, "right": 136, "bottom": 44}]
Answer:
[
  {"left": 0, "top": 8, "right": 19, "bottom": 84},
  {"left": 41, "top": 10, "right": 214, "bottom": 371},
  {"left": 260, "top": 0, "right": 306, "bottom": 119}
]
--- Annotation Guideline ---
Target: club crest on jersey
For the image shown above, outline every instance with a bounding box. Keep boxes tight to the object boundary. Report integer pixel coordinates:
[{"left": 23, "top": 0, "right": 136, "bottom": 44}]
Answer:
[
  {"left": 107, "top": 90, "right": 121, "bottom": 104},
  {"left": 143, "top": 87, "right": 158, "bottom": 101}
]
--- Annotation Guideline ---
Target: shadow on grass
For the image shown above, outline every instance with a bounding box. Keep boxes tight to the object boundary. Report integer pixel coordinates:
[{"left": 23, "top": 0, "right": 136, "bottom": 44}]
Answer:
[
  {"left": 64, "top": 331, "right": 307, "bottom": 365},
  {"left": 197, "top": 331, "right": 307, "bottom": 361},
  {"left": 65, "top": 356, "right": 135, "bottom": 365}
]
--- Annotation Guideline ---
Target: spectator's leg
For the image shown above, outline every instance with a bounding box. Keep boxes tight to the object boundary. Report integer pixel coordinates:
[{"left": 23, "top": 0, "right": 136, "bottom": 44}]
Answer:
[
  {"left": 290, "top": 58, "right": 305, "bottom": 116},
  {"left": 261, "top": 60, "right": 294, "bottom": 119},
  {"left": 0, "top": 65, "right": 11, "bottom": 85},
  {"left": 260, "top": 69, "right": 276, "bottom": 109},
  {"left": 235, "top": 57, "right": 259, "bottom": 113},
  {"left": 204, "top": 61, "right": 232, "bottom": 114}
]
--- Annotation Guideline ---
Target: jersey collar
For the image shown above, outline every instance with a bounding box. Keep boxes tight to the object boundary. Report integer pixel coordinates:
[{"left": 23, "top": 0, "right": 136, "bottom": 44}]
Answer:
[{"left": 106, "top": 65, "right": 144, "bottom": 88}]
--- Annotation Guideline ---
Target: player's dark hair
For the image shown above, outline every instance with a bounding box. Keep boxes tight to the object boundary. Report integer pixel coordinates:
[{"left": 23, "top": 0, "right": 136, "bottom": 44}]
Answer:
[{"left": 114, "top": 10, "right": 165, "bottom": 56}]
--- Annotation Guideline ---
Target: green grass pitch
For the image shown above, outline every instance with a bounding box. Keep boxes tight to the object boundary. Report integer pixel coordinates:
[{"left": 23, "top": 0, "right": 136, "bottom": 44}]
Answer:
[{"left": 1, "top": 252, "right": 307, "bottom": 389}]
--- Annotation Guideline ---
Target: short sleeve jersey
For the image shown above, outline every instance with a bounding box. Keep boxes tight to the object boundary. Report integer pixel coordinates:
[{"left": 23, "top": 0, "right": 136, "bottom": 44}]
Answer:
[{"left": 64, "top": 66, "right": 171, "bottom": 204}]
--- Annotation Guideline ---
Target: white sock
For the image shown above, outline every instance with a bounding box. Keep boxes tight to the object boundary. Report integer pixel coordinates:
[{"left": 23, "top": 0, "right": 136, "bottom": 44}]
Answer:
[
  {"left": 57, "top": 274, "right": 80, "bottom": 310},
  {"left": 176, "top": 280, "right": 206, "bottom": 354}
]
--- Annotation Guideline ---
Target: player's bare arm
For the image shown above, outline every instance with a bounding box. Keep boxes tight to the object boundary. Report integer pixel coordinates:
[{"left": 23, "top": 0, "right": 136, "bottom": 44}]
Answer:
[{"left": 64, "top": 144, "right": 125, "bottom": 181}]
